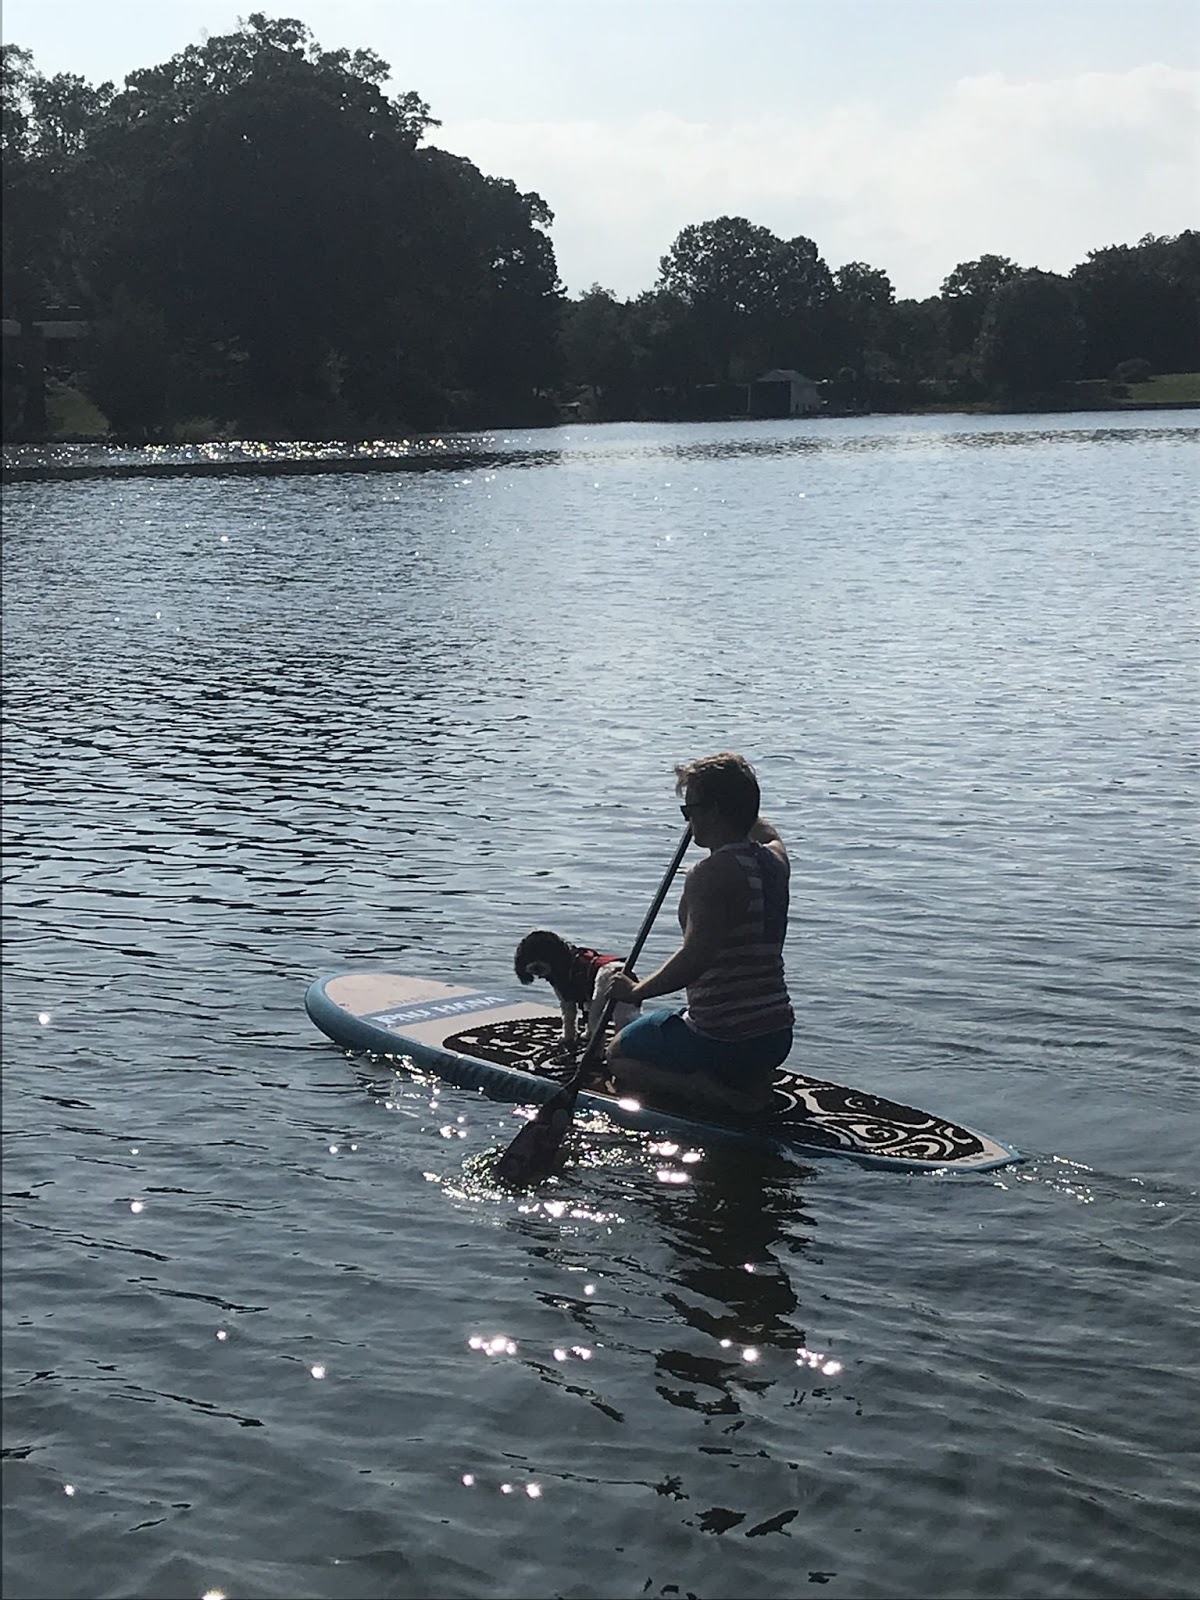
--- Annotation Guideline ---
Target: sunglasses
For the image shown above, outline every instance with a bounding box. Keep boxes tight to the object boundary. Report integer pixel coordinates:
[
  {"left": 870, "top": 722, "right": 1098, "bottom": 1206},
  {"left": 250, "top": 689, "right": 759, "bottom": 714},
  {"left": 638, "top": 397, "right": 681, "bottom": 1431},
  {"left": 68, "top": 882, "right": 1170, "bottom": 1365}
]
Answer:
[{"left": 679, "top": 801, "right": 708, "bottom": 820}]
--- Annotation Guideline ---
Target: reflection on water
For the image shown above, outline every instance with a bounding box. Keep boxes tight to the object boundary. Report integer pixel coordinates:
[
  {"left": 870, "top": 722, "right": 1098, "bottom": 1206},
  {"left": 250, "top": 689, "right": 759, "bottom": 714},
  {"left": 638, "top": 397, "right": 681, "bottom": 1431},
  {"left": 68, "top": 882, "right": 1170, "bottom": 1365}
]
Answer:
[
  {"left": 649, "top": 1149, "right": 809, "bottom": 1358},
  {"left": 1, "top": 431, "right": 553, "bottom": 477},
  {"left": 4, "top": 410, "right": 1194, "bottom": 481},
  {"left": 666, "top": 423, "right": 1198, "bottom": 463}
]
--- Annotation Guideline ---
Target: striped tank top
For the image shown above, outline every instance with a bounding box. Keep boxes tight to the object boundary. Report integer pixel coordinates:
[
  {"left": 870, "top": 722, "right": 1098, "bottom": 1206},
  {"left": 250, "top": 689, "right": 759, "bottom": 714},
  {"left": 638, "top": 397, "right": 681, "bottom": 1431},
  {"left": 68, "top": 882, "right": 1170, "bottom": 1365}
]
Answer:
[{"left": 682, "top": 840, "right": 794, "bottom": 1041}]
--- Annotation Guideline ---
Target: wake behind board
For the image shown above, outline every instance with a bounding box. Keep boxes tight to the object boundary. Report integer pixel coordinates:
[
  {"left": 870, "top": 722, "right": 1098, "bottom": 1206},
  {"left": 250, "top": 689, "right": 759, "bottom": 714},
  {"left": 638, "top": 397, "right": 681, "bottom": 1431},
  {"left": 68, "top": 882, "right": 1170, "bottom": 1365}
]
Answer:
[{"left": 305, "top": 973, "right": 1021, "bottom": 1175}]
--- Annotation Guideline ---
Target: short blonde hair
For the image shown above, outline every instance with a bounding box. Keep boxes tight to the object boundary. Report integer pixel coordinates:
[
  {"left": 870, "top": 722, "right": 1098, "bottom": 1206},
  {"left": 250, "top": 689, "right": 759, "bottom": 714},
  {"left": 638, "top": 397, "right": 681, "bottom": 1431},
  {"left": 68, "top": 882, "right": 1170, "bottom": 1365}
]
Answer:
[{"left": 674, "top": 752, "right": 760, "bottom": 832}]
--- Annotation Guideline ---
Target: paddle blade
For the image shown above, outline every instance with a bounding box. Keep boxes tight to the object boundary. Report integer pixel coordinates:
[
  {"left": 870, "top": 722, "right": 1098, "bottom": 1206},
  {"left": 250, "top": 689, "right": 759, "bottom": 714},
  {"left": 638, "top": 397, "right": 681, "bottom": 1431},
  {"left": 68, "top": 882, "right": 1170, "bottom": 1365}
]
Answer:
[{"left": 493, "top": 1085, "right": 579, "bottom": 1187}]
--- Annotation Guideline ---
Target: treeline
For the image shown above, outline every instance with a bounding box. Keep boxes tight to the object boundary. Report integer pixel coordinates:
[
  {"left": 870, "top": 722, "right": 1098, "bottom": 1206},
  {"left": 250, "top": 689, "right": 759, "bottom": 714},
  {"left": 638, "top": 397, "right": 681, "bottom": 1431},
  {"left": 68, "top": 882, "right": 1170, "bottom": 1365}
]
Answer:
[
  {"left": 2, "top": 14, "right": 1197, "bottom": 441},
  {"left": 2, "top": 15, "right": 559, "bottom": 437},
  {"left": 563, "top": 223, "right": 1199, "bottom": 420}
]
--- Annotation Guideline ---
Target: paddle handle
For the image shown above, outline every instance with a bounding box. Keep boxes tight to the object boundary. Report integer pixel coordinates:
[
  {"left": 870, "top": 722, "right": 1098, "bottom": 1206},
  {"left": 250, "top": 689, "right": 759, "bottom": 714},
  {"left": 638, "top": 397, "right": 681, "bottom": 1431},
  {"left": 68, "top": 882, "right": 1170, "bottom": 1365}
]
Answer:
[{"left": 575, "top": 823, "right": 693, "bottom": 1071}]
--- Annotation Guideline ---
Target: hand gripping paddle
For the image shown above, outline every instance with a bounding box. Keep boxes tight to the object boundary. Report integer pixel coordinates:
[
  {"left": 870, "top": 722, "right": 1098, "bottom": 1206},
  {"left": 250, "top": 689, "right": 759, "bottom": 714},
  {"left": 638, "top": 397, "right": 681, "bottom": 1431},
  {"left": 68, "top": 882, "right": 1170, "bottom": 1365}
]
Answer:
[{"left": 493, "top": 824, "right": 693, "bottom": 1187}]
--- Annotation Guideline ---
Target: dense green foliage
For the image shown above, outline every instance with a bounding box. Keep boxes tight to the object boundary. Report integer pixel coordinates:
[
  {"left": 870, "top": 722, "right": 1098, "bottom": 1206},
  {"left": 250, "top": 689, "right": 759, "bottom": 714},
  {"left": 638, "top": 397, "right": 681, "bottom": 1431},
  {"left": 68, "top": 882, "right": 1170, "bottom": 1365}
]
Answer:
[
  {"left": 2, "top": 16, "right": 1197, "bottom": 438},
  {"left": 974, "top": 271, "right": 1085, "bottom": 397},
  {"left": 2, "top": 17, "right": 560, "bottom": 434},
  {"left": 562, "top": 230, "right": 1198, "bottom": 420}
]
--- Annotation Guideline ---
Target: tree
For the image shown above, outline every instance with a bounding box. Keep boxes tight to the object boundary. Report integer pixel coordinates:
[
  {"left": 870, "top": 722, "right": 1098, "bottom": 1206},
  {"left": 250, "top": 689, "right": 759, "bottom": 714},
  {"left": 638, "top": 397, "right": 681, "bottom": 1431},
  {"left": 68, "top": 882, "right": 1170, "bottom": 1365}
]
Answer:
[
  {"left": 767, "top": 235, "right": 835, "bottom": 374},
  {"left": 1, "top": 45, "right": 113, "bottom": 315},
  {"left": 1071, "top": 232, "right": 1200, "bottom": 378},
  {"left": 27, "top": 71, "right": 114, "bottom": 167},
  {"left": 559, "top": 285, "right": 634, "bottom": 393},
  {"left": 659, "top": 215, "right": 780, "bottom": 313},
  {"left": 624, "top": 288, "right": 707, "bottom": 391},
  {"left": 85, "top": 292, "right": 175, "bottom": 433},
  {"left": 435, "top": 158, "right": 561, "bottom": 410},
  {"left": 76, "top": 16, "right": 438, "bottom": 424},
  {"left": 973, "top": 271, "right": 1084, "bottom": 397},
  {"left": 104, "top": 12, "right": 430, "bottom": 140},
  {"left": 69, "top": 14, "right": 559, "bottom": 430},
  {"left": 658, "top": 215, "right": 783, "bottom": 379},
  {"left": 657, "top": 217, "right": 834, "bottom": 380},
  {"left": 887, "top": 296, "right": 949, "bottom": 384},
  {"left": 831, "top": 261, "right": 895, "bottom": 372},
  {"left": 940, "top": 254, "right": 1021, "bottom": 359},
  {"left": 1, "top": 44, "right": 36, "bottom": 161}
]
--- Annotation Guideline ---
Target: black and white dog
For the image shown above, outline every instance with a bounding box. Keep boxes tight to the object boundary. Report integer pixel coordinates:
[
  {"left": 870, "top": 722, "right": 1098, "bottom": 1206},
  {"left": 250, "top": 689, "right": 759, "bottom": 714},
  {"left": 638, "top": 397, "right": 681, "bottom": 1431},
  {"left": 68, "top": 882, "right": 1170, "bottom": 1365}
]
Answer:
[{"left": 513, "top": 929, "right": 640, "bottom": 1050}]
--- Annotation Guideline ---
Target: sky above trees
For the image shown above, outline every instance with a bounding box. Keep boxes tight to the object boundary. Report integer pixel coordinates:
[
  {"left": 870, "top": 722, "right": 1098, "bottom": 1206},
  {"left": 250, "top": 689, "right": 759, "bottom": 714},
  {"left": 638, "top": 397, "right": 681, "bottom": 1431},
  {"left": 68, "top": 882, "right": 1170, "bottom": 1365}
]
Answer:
[{"left": 2, "top": 0, "right": 1195, "bottom": 300}]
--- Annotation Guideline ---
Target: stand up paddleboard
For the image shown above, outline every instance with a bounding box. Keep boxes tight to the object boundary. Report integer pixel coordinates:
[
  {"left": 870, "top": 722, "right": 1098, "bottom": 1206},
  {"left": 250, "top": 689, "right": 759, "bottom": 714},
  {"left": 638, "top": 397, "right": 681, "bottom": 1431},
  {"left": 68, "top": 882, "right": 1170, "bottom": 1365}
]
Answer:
[{"left": 305, "top": 973, "right": 1021, "bottom": 1174}]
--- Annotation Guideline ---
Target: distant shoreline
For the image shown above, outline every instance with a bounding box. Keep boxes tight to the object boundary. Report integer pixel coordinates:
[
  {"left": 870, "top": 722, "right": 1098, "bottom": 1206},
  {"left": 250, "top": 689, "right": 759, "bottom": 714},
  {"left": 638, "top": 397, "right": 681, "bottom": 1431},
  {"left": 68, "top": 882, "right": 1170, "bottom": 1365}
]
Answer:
[{"left": 5, "top": 406, "right": 1196, "bottom": 485}]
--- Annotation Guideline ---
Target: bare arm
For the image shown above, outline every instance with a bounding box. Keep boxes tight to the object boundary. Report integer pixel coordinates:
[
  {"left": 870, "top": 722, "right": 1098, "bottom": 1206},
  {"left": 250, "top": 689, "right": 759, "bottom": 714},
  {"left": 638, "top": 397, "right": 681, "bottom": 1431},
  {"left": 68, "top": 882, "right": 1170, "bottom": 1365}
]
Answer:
[
  {"left": 749, "top": 816, "right": 789, "bottom": 874},
  {"left": 627, "top": 937, "right": 712, "bottom": 1003},
  {"left": 621, "top": 852, "right": 747, "bottom": 1003}
]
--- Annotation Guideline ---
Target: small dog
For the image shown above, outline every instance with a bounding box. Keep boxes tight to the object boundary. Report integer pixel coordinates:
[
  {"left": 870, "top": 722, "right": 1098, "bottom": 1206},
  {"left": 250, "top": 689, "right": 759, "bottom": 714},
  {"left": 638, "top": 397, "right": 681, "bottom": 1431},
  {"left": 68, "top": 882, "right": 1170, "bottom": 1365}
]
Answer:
[{"left": 514, "top": 929, "right": 641, "bottom": 1050}]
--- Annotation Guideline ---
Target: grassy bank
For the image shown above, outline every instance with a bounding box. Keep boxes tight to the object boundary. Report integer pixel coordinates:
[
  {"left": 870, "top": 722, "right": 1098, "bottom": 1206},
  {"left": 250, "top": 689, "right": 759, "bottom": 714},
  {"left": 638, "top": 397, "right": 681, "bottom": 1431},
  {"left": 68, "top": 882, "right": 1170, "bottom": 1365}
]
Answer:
[
  {"left": 46, "top": 380, "right": 109, "bottom": 437},
  {"left": 1124, "top": 372, "right": 1200, "bottom": 405}
]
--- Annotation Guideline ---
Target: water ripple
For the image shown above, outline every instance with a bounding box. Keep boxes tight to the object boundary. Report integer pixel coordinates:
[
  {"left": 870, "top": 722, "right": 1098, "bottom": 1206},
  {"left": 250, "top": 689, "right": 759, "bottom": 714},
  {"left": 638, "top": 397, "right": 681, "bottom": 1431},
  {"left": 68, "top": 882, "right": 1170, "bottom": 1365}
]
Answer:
[{"left": 3, "top": 415, "right": 1197, "bottom": 1600}]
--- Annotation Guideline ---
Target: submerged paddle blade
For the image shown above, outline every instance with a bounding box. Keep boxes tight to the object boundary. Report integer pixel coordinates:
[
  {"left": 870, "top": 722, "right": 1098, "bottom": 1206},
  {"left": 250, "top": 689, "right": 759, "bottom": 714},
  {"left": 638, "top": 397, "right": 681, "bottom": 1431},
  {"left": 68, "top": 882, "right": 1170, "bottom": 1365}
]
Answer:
[{"left": 493, "top": 1085, "right": 579, "bottom": 1187}]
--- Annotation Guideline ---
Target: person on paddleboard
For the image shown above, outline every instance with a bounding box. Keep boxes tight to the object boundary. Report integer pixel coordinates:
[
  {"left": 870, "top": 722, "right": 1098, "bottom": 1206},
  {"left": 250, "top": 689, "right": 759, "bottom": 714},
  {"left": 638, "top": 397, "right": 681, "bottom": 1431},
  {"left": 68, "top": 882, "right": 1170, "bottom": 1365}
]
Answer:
[{"left": 605, "top": 752, "right": 793, "bottom": 1114}]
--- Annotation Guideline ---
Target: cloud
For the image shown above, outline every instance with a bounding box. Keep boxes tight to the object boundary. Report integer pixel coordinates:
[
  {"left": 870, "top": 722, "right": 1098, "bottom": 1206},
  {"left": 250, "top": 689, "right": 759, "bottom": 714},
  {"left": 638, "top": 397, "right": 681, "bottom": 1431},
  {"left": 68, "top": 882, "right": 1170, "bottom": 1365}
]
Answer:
[{"left": 433, "top": 64, "right": 1199, "bottom": 299}]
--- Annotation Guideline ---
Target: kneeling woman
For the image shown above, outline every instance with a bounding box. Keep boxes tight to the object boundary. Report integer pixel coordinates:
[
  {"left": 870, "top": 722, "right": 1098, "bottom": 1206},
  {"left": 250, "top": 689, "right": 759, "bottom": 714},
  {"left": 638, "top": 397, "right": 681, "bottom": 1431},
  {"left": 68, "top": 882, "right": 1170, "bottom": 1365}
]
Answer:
[{"left": 606, "top": 753, "right": 793, "bottom": 1115}]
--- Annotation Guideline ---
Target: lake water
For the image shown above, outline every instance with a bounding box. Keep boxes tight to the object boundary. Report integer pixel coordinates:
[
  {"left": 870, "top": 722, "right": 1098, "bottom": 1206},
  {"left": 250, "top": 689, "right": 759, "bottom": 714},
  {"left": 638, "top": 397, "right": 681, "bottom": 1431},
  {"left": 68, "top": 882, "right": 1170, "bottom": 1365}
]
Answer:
[{"left": 2, "top": 413, "right": 1198, "bottom": 1600}]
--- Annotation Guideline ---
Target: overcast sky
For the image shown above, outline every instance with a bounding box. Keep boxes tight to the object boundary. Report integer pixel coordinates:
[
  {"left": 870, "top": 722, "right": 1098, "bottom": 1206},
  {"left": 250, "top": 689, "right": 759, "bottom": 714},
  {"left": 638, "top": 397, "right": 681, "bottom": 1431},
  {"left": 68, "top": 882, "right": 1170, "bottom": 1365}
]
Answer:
[{"left": 4, "top": 0, "right": 1197, "bottom": 301}]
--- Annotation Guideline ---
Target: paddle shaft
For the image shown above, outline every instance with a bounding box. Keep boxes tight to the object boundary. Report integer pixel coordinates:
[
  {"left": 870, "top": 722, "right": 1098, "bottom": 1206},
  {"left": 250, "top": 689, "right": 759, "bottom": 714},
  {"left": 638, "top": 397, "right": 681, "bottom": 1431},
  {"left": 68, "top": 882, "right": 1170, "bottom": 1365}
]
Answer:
[
  {"left": 571, "top": 822, "right": 693, "bottom": 1076},
  {"left": 493, "top": 822, "right": 693, "bottom": 1186}
]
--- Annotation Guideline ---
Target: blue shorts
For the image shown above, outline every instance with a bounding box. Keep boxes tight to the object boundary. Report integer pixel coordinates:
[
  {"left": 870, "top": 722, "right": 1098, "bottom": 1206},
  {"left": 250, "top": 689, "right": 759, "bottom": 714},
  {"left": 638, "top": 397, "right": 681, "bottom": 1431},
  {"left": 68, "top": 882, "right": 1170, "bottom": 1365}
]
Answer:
[{"left": 613, "top": 1009, "right": 793, "bottom": 1087}]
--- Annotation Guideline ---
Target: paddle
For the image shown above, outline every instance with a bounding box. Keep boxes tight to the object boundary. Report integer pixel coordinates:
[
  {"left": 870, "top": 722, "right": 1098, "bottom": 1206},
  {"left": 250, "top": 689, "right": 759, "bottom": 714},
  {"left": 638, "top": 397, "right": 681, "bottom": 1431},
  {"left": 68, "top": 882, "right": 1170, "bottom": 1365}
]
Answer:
[{"left": 493, "top": 822, "right": 693, "bottom": 1187}]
